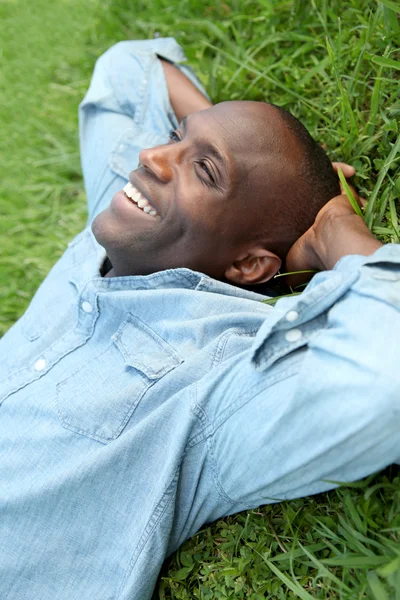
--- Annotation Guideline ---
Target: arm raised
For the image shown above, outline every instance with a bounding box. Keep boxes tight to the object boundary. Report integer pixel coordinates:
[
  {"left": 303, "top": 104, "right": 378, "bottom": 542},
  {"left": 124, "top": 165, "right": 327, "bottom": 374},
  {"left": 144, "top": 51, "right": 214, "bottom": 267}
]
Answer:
[
  {"left": 286, "top": 194, "right": 382, "bottom": 273},
  {"left": 159, "top": 58, "right": 212, "bottom": 122}
]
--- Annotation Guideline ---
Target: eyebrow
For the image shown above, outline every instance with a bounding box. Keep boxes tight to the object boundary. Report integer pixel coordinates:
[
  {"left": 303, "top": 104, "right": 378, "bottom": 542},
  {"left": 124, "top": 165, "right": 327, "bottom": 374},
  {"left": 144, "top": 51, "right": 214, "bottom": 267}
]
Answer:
[{"left": 181, "top": 116, "right": 228, "bottom": 177}]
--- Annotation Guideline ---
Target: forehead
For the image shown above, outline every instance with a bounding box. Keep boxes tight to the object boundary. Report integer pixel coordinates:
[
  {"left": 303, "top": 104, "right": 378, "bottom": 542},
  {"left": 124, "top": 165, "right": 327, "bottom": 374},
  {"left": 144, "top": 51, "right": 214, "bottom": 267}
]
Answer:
[{"left": 186, "top": 101, "right": 291, "bottom": 181}]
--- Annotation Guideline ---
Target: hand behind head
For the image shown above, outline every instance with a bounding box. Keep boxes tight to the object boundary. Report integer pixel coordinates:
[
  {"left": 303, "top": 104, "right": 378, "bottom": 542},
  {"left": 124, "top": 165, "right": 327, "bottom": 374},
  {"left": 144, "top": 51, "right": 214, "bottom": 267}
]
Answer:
[{"left": 286, "top": 193, "right": 382, "bottom": 274}]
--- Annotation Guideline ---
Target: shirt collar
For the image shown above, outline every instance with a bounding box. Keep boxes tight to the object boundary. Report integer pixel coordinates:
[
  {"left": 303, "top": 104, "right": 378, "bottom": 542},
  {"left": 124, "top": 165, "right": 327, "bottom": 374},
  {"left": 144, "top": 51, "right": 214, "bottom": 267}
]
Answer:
[{"left": 68, "top": 227, "right": 273, "bottom": 302}]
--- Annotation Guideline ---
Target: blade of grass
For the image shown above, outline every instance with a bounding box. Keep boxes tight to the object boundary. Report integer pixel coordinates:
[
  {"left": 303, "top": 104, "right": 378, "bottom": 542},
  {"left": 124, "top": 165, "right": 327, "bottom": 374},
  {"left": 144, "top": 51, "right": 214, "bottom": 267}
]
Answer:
[
  {"left": 388, "top": 196, "right": 400, "bottom": 241},
  {"left": 366, "top": 68, "right": 383, "bottom": 137},
  {"left": 326, "top": 38, "right": 358, "bottom": 139},
  {"left": 261, "top": 292, "right": 302, "bottom": 305},
  {"left": 202, "top": 41, "right": 328, "bottom": 122},
  {"left": 299, "top": 542, "right": 352, "bottom": 593},
  {"left": 383, "top": 6, "right": 400, "bottom": 34},
  {"left": 377, "top": 0, "right": 400, "bottom": 13},
  {"left": 261, "top": 555, "right": 315, "bottom": 599},
  {"left": 371, "top": 55, "right": 400, "bottom": 70},
  {"left": 368, "top": 571, "right": 390, "bottom": 600},
  {"left": 337, "top": 169, "right": 365, "bottom": 218},
  {"left": 365, "top": 134, "right": 400, "bottom": 228}
]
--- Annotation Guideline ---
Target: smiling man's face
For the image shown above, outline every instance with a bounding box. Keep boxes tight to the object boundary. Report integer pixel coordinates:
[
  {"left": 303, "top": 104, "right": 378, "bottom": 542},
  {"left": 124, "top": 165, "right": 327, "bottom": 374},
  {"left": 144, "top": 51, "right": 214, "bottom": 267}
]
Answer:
[{"left": 92, "top": 101, "right": 304, "bottom": 283}]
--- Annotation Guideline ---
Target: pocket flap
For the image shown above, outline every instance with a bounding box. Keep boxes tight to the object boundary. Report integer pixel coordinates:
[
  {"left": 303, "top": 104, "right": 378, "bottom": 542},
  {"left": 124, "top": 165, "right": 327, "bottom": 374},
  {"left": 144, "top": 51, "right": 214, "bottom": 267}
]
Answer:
[
  {"left": 57, "top": 315, "right": 184, "bottom": 442},
  {"left": 113, "top": 315, "right": 183, "bottom": 379}
]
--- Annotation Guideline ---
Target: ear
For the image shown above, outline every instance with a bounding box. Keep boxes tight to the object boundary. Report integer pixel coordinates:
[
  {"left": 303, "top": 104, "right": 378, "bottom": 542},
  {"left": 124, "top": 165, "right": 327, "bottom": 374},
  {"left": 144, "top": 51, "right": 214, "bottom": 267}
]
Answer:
[{"left": 224, "top": 248, "right": 281, "bottom": 285}]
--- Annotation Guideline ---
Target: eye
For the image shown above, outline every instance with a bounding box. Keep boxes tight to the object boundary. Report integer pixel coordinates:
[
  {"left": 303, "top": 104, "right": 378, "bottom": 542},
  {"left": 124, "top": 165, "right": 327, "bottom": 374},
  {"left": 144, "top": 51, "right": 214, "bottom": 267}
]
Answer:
[
  {"left": 169, "top": 130, "right": 216, "bottom": 186},
  {"left": 168, "top": 129, "right": 180, "bottom": 142},
  {"left": 196, "top": 161, "right": 215, "bottom": 184}
]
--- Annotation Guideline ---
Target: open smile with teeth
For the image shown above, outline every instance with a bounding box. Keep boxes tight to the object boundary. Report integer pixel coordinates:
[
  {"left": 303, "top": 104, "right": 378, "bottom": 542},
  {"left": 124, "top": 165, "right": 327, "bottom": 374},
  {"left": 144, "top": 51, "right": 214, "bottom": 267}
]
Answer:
[{"left": 123, "top": 182, "right": 159, "bottom": 217}]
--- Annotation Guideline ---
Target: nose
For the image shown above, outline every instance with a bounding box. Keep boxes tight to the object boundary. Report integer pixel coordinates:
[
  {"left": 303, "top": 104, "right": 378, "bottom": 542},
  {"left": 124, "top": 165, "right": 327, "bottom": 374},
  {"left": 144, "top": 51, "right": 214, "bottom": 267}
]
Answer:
[{"left": 139, "top": 143, "right": 181, "bottom": 183}]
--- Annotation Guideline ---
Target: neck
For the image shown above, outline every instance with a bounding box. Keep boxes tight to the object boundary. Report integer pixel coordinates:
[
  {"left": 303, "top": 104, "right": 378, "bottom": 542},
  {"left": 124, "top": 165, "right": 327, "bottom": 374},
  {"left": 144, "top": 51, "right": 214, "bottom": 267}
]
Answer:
[{"left": 100, "top": 256, "right": 114, "bottom": 277}]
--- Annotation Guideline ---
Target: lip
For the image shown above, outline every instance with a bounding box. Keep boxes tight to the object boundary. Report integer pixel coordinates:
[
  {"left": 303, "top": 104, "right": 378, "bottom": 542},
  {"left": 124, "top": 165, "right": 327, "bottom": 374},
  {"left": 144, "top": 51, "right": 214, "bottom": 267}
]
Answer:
[{"left": 129, "top": 173, "right": 161, "bottom": 217}]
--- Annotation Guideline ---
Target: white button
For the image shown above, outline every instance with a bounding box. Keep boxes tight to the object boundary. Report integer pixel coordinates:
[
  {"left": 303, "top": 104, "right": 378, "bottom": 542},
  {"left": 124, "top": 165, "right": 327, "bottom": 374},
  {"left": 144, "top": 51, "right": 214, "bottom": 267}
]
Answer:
[
  {"left": 285, "top": 329, "right": 302, "bottom": 343},
  {"left": 82, "top": 301, "right": 93, "bottom": 313},
  {"left": 34, "top": 358, "right": 46, "bottom": 372},
  {"left": 286, "top": 310, "right": 299, "bottom": 322}
]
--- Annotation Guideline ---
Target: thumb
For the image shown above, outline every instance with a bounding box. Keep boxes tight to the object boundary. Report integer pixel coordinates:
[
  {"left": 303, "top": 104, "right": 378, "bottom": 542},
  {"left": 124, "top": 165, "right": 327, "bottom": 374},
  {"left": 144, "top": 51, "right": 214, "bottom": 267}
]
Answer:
[{"left": 332, "top": 162, "right": 355, "bottom": 178}]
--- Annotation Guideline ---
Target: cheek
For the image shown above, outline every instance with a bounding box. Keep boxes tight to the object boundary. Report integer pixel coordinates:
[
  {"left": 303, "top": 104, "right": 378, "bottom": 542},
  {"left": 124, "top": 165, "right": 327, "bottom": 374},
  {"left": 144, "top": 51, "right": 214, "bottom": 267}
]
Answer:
[{"left": 174, "top": 187, "right": 227, "bottom": 234}]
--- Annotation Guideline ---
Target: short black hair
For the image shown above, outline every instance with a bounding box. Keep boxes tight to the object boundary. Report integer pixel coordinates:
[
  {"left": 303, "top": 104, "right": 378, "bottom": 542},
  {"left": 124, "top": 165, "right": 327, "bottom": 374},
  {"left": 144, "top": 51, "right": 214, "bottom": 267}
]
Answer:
[{"left": 262, "top": 103, "right": 341, "bottom": 260}]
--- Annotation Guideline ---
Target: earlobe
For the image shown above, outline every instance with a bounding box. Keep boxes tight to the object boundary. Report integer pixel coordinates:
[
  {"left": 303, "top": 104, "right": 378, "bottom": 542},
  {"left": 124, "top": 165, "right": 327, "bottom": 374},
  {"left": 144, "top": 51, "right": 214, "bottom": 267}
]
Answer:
[{"left": 225, "top": 250, "right": 281, "bottom": 285}]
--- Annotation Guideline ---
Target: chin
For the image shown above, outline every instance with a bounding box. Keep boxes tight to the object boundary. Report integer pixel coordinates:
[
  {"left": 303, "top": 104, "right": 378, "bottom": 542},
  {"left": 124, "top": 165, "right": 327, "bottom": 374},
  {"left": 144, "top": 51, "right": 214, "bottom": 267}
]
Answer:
[
  {"left": 91, "top": 208, "right": 122, "bottom": 249},
  {"left": 91, "top": 213, "right": 103, "bottom": 242},
  {"left": 91, "top": 210, "right": 115, "bottom": 252}
]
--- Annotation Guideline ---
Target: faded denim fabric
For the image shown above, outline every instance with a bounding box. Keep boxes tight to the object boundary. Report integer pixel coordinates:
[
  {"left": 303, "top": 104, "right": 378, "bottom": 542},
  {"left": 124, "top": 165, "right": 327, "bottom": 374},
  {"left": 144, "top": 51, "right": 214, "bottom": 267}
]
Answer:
[{"left": 0, "top": 38, "right": 399, "bottom": 600}]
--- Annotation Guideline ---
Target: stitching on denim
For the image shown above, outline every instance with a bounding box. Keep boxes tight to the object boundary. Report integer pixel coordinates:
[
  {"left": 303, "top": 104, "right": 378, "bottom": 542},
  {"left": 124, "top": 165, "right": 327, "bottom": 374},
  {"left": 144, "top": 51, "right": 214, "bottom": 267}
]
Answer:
[
  {"left": 114, "top": 313, "right": 183, "bottom": 371},
  {"left": 133, "top": 54, "right": 150, "bottom": 126},
  {"left": 257, "top": 334, "right": 309, "bottom": 369},
  {"left": 0, "top": 295, "right": 99, "bottom": 404},
  {"left": 94, "top": 268, "right": 200, "bottom": 291},
  {"left": 56, "top": 372, "right": 153, "bottom": 443},
  {"left": 211, "top": 330, "right": 233, "bottom": 368},
  {"left": 55, "top": 313, "right": 184, "bottom": 442},
  {"left": 206, "top": 366, "right": 300, "bottom": 508},
  {"left": 186, "top": 356, "right": 299, "bottom": 452},
  {"left": 213, "top": 361, "right": 302, "bottom": 434},
  {"left": 253, "top": 313, "right": 326, "bottom": 370},
  {"left": 21, "top": 244, "right": 89, "bottom": 340},
  {"left": 190, "top": 399, "right": 234, "bottom": 506},
  {"left": 211, "top": 329, "right": 257, "bottom": 368},
  {"left": 284, "top": 271, "right": 360, "bottom": 327},
  {"left": 187, "top": 355, "right": 303, "bottom": 448},
  {"left": 185, "top": 383, "right": 209, "bottom": 449},
  {"left": 116, "top": 467, "right": 180, "bottom": 599}
]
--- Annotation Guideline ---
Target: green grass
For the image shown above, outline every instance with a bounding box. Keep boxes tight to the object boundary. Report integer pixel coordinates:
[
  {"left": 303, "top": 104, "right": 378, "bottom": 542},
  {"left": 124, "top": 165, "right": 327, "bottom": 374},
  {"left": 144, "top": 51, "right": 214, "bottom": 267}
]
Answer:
[{"left": 1, "top": 0, "right": 400, "bottom": 598}]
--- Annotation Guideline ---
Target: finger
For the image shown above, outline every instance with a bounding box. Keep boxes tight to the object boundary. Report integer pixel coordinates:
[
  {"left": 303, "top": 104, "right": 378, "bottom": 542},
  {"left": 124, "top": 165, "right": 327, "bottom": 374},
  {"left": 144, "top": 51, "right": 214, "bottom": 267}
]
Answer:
[
  {"left": 358, "top": 195, "right": 367, "bottom": 208},
  {"left": 332, "top": 162, "right": 356, "bottom": 178}
]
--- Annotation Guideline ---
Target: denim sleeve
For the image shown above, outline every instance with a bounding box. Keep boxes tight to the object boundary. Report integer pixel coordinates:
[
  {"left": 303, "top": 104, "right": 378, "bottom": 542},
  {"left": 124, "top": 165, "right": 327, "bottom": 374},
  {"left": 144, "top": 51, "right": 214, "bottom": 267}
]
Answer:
[
  {"left": 78, "top": 38, "right": 209, "bottom": 223},
  {"left": 208, "top": 245, "right": 400, "bottom": 511}
]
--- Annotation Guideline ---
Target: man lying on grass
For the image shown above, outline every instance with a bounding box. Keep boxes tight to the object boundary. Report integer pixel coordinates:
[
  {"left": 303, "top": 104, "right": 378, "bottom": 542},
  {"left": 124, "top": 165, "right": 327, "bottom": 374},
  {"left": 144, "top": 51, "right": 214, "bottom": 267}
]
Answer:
[{"left": 1, "top": 38, "right": 399, "bottom": 600}]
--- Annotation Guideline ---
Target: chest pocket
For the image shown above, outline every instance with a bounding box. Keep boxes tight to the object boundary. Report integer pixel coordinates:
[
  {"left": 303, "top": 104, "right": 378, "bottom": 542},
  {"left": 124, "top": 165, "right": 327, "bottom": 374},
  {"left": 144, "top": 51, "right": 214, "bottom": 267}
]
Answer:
[{"left": 56, "top": 315, "right": 183, "bottom": 443}]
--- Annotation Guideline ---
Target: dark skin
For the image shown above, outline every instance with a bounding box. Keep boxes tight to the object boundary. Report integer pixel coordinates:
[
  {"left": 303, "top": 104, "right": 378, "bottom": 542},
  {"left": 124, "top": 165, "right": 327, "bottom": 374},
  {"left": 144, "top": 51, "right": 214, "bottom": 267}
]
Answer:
[
  {"left": 287, "top": 193, "right": 382, "bottom": 273},
  {"left": 92, "top": 59, "right": 382, "bottom": 282},
  {"left": 92, "top": 100, "right": 299, "bottom": 283}
]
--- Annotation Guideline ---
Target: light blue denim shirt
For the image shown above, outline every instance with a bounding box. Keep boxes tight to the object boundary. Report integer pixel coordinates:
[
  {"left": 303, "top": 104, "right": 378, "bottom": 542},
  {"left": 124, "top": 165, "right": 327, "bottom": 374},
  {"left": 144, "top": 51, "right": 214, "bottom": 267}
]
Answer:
[{"left": 1, "top": 38, "right": 399, "bottom": 600}]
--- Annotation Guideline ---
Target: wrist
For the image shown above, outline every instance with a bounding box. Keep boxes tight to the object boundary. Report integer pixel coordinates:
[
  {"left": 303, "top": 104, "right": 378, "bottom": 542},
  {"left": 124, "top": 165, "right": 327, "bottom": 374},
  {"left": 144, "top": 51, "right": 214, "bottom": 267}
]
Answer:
[{"left": 314, "top": 213, "right": 382, "bottom": 270}]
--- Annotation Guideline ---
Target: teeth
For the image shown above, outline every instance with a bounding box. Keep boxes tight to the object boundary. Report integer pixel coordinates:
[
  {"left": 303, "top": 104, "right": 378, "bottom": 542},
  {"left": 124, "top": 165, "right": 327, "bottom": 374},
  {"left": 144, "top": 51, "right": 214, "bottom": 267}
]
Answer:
[
  {"left": 122, "top": 182, "right": 159, "bottom": 217},
  {"left": 123, "top": 182, "right": 136, "bottom": 200}
]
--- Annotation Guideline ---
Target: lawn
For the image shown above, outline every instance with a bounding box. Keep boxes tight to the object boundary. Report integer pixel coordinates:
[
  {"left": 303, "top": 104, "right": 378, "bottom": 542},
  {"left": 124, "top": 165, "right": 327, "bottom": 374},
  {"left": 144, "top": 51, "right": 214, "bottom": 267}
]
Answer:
[{"left": 1, "top": 0, "right": 399, "bottom": 598}]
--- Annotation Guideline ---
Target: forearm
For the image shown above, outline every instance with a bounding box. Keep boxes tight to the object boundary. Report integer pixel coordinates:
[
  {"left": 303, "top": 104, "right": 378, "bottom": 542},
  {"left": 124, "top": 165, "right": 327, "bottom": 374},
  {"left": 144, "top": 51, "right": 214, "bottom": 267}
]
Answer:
[{"left": 160, "top": 58, "right": 212, "bottom": 122}]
